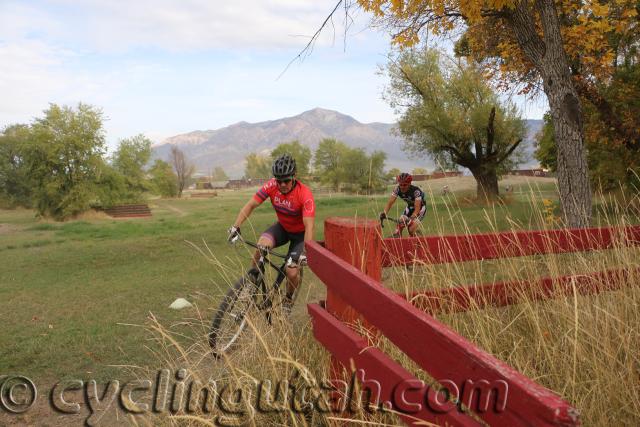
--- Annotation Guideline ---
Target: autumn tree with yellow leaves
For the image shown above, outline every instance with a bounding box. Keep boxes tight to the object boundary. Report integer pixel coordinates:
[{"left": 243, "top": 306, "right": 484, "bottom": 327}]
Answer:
[
  {"left": 326, "top": 0, "right": 638, "bottom": 227},
  {"left": 531, "top": 2, "right": 640, "bottom": 191}
]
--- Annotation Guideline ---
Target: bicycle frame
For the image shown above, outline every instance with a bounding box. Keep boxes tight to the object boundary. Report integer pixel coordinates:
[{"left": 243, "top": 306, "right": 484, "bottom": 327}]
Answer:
[
  {"left": 209, "top": 235, "right": 305, "bottom": 356},
  {"left": 380, "top": 216, "right": 402, "bottom": 227},
  {"left": 232, "top": 236, "right": 302, "bottom": 321}
]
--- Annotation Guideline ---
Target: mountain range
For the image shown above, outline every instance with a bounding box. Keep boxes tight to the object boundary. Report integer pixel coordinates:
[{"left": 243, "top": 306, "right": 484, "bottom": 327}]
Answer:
[{"left": 151, "top": 108, "right": 542, "bottom": 179}]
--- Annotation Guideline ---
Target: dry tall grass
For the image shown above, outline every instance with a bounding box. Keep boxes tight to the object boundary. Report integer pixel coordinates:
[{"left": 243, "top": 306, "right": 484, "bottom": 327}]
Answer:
[
  {"left": 131, "top": 239, "right": 336, "bottom": 426},
  {"left": 138, "top": 185, "right": 639, "bottom": 426},
  {"left": 381, "top": 185, "right": 640, "bottom": 425}
]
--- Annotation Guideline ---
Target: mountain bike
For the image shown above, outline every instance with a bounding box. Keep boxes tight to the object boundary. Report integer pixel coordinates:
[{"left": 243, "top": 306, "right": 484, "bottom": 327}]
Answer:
[{"left": 208, "top": 235, "right": 305, "bottom": 357}]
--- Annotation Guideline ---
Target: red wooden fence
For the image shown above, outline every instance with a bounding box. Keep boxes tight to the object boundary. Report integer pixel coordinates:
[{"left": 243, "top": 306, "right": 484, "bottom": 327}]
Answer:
[
  {"left": 381, "top": 226, "right": 640, "bottom": 267},
  {"left": 307, "top": 219, "right": 640, "bottom": 426}
]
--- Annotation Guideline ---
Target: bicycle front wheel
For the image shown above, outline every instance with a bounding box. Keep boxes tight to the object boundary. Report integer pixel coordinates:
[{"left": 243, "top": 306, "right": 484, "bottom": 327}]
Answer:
[{"left": 208, "top": 274, "right": 258, "bottom": 357}]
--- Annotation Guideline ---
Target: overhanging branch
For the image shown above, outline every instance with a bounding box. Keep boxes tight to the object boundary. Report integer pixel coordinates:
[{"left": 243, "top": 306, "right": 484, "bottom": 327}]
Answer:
[
  {"left": 496, "top": 139, "right": 522, "bottom": 165},
  {"left": 398, "top": 65, "right": 428, "bottom": 100},
  {"left": 441, "top": 144, "right": 474, "bottom": 168},
  {"left": 279, "top": 0, "right": 345, "bottom": 79}
]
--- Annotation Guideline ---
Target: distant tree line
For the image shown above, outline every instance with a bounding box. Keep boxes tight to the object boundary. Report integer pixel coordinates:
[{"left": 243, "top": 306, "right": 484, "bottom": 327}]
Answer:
[
  {"left": 243, "top": 139, "right": 390, "bottom": 193},
  {"left": 246, "top": 47, "right": 535, "bottom": 201},
  {"left": 0, "top": 103, "right": 199, "bottom": 220}
]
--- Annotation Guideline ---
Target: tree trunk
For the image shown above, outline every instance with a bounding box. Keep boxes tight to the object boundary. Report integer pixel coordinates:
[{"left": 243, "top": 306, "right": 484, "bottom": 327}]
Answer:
[
  {"left": 506, "top": 0, "right": 592, "bottom": 228},
  {"left": 542, "top": 77, "right": 591, "bottom": 227},
  {"left": 471, "top": 167, "right": 499, "bottom": 202}
]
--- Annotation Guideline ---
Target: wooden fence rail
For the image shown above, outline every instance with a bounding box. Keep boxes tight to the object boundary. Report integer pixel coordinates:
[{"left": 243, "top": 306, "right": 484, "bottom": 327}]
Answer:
[
  {"left": 308, "top": 303, "right": 478, "bottom": 426},
  {"left": 408, "top": 267, "right": 640, "bottom": 315},
  {"left": 381, "top": 226, "right": 640, "bottom": 267},
  {"left": 308, "top": 237, "right": 579, "bottom": 426}
]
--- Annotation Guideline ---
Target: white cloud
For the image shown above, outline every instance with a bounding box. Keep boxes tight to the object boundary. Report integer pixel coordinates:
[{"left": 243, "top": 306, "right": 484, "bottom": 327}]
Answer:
[
  {"left": 2, "top": 0, "right": 368, "bottom": 53},
  {"left": 13, "top": 0, "right": 558, "bottom": 155},
  {"left": 0, "top": 40, "right": 70, "bottom": 117},
  {"left": 0, "top": 2, "right": 64, "bottom": 41}
]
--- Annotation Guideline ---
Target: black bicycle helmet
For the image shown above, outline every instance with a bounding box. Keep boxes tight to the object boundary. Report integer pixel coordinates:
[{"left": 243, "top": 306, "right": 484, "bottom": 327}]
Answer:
[{"left": 272, "top": 154, "right": 297, "bottom": 178}]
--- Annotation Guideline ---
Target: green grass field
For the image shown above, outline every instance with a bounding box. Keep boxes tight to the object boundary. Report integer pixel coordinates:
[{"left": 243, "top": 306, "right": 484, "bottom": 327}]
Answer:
[{"left": 0, "top": 177, "right": 619, "bottom": 383}]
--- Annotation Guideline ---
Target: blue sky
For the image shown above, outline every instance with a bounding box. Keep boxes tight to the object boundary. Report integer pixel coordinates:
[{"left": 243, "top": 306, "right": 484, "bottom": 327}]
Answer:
[{"left": 0, "top": 0, "right": 547, "bottom": 152}]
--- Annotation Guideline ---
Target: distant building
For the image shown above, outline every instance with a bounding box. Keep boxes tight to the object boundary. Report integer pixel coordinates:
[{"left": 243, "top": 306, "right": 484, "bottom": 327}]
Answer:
[
  {"left": 429, "top": 171, "right": 463, "bottom": 179},
  {"left": 389, "top": 171, "right": 462, "bottom": 183},
  {"left": 226, "top": 178, "right": 270, "bottom": 189},
  {"left": 509, "top": 169, "right": 547, "bottom": 177},
  {"left": 195, "top": 181, "right": 213, "bottom": 190},
  {"left": 210, "top": 181, "right": 230, "bottom": 189}
]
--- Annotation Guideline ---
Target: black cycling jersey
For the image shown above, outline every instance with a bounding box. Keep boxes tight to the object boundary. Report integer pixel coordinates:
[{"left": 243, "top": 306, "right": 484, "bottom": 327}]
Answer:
[{"left": 392, "top": 184, "right": 426, "bottom": 209}]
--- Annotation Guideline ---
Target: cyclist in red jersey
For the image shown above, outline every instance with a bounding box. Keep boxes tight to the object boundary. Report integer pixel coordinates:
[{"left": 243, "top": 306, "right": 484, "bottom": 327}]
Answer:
[{"left": 228, "top": 154, "right": 315, "bottom": 309}]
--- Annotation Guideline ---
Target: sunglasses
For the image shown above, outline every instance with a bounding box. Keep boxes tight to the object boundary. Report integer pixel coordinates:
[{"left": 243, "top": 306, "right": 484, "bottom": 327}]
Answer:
[{"left": 276, "top": 177, "right": 293, "bottom": 184}]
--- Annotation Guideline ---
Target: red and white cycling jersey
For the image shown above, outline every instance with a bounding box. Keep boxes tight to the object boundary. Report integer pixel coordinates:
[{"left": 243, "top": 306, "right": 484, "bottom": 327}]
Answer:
[{"left": 253, "top": 178, "right": 315, "bottom": 233}]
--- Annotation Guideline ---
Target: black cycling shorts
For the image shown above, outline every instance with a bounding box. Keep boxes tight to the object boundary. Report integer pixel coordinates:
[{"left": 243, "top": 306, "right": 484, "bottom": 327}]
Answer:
[
  {"left": 402, "top": 204, "right": 427, "bottom": 222},
  {"left": 261, "top": 222, "right": 305, "bottom": 262}
]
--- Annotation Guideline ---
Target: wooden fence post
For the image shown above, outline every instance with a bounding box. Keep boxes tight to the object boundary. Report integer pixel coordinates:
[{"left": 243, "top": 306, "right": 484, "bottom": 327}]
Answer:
[
  {"left": 323, "top": 217, "right": 382, "bottom": 413},
  {"left": 324, "top": 217, "right": 382, "bottom": 318}
]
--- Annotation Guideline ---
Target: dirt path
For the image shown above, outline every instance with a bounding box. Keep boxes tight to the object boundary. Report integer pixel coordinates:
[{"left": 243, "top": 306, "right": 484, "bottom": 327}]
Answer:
[
  {"left": 0, "top": 223, "right": 19, "bottom": 235},
  {"left": 153, "top": 201, "right": 187, "bottom": 217}
]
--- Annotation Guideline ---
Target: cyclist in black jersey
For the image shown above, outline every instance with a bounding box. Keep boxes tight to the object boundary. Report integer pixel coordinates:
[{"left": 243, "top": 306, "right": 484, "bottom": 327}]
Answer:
[{"left": 379, "top": 172, "right": 426, "bottom": 237}]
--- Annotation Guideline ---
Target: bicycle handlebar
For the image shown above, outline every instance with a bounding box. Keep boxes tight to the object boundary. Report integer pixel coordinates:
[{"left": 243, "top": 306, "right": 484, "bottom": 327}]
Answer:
[
  {"left": 380, "top": 216, "right": 403, "bottom": 228},
  {"left": 230, "top": 234, "right": 287, "bottom": 259},
  {"left": 230, "top": 233, "right": 307, "bottom": 268}
]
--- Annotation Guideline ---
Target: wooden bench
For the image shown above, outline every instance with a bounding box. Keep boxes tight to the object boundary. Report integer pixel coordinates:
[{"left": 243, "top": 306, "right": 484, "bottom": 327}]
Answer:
[
  {"left": 190, "top": 192, "right": 218, "bottom": 198},
  {"left": 103, "top": 204, "right": 152, "bottom": 218}
]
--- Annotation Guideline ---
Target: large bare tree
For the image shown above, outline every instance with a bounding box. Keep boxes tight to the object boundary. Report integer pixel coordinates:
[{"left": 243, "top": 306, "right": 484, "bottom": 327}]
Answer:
[{"left": 169, "top": 145, "right": 195, "bottom": 197}]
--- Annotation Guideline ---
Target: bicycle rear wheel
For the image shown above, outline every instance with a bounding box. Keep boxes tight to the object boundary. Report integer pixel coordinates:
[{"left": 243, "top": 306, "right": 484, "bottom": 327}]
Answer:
[{"left": 209, "top": 272, "right": 259, "bottom": 357}]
